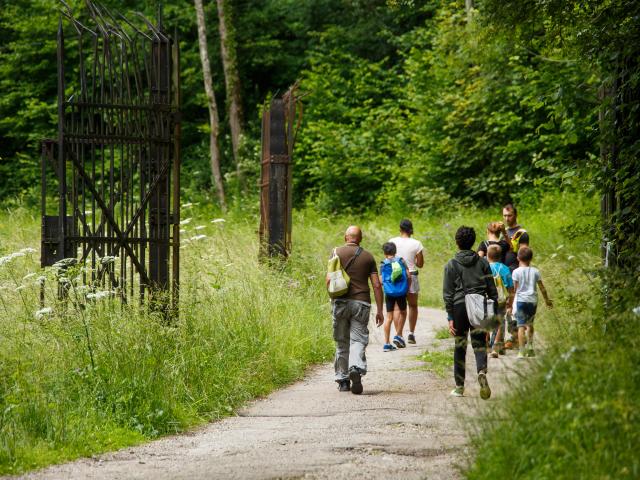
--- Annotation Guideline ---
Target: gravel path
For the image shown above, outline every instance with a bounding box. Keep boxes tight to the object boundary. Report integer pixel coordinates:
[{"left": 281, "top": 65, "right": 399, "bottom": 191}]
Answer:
[{"left": 19, "top": 307, "right": 517, "bottom": 480}]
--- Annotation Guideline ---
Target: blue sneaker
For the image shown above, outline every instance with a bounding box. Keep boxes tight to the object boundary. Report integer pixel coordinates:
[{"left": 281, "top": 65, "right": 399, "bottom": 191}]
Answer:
[
  {"left": 383, "top": 343, "right": 397, "bottom": 352},
  {"left": 393, "top": 335, "right": 406, "bottom": 348}
]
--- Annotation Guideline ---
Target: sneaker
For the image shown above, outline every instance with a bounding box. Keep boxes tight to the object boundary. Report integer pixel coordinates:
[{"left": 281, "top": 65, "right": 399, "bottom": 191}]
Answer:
[
  {"left": 504, "top": 341, "right": 514, "bottom": 350},
  {"left": 407, "top": 333, "right": 416, "bottom": 344},
  {"left": 337, "top": 379, "right": 350, "bottom": 392},
  {"left": 450, "top": 386, "right": 464, "bottom": 397},
  {"left": 490, "top": 350, "right": 499, "bottom": 359},
  {"left": 383, "top": 343, "right": 397, "bottom": 352},
  {"left": 349, "top": 367, "right": 363, "bottom": 395},
  {"left": 393, "top": 335, "right": 406, "bottom": 348},
  {"left": 478, "top": 372, "right": 491, "bottom": 400},
  {"left": 517, "top": 351, "right": 526, "bottom": 359}
]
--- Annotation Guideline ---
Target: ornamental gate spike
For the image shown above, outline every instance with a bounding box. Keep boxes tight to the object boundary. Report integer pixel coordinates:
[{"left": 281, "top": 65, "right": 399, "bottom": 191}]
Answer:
[{"left": 40, "top": 2, "right": 181, "bottom": 314}]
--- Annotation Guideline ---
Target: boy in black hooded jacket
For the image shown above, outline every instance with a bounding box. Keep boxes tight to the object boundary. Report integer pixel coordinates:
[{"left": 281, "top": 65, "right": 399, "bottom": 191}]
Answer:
[{"left": 443, "top": 226, "right": 498, "bottom": 399}]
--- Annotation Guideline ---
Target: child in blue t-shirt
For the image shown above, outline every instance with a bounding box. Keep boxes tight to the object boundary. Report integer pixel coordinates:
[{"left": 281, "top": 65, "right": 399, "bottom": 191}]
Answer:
[
  {"left": 512, "top": 246, "right": 553, "bottom": 358},
  {"left": 380, "top": 242, "right": 411, "bottom": 352},
  {"left": 486, "top": 245, "right": 514, "bottom": 358}
]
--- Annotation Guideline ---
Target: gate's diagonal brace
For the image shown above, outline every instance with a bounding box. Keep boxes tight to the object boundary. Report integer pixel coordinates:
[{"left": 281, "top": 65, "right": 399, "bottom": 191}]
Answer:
[
  {"left": 122, "top": 157, "right": 172, "bottom": 239},
  {"left": 68, "top": 151, "right": 151, "bottom": 286}
]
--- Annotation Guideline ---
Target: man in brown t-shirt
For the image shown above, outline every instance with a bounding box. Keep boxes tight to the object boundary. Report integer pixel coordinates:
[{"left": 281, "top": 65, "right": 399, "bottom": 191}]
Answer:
[{"left": 326, "top": 226, "right": 384, "bottom": 394}]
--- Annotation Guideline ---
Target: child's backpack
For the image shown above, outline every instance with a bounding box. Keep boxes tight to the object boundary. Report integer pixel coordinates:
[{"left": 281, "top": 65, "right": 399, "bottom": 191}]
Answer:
[
  {"left": 493, "top": 268, "right": 509, "bottom": 307},
  {"left": 380, "top": 257, "right": 409, "bottom": 297}
]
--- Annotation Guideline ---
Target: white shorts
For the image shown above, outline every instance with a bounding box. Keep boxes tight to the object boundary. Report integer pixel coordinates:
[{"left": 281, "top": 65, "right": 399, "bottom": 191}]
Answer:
[{"left": 408, "top": 272, "right": 420, "bottom": 294}]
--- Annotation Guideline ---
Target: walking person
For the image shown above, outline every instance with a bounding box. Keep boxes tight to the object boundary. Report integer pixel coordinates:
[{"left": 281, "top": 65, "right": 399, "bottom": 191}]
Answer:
[
  {"left": 477, "top": 221, "right": 512, "bottom": 267},
  {"left": 389, "top": 219, "right": 424, "bottom": 345},
  {"left": 512, "top": 246, "right": 553, "bottom": 358},
  {"left": 502, "top": 203, "right": 530, "bottom": 270},
  {"left": 501, "top": 203, "right": 530, "bottom": 347},
  {"left": 486, "top": 244, "right": 514, "bottom": 357},
  {"left": 443, "top": 226, "right": 497, "bottom": 399},
  {"left": 327, "top": 226, "right": 384, "bottom": 394},
  {"left": 380, "top": 242, "right": 411, "bottom": 352}
]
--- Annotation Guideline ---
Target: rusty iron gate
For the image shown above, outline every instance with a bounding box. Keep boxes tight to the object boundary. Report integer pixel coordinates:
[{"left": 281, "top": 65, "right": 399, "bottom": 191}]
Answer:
[
  {"left": 41, "top": 2, "right": 180, "bottom": 309},
  {"left": 259, "top": 86, "right": 302, "bottom": 257}
]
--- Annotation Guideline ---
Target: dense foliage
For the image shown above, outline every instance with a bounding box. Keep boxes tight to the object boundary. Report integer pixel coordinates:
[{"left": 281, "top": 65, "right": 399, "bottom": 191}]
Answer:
[
  {"left": 0, "top": 0, "right": 603, "bottom": 212},
  {"left": 296, "top": 1, "right": 597, "bottom": 211}
]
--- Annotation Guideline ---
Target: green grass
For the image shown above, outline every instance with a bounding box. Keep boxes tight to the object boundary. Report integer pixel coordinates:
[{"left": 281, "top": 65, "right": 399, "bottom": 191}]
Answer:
[
  {"left": 0, "top": 205, "right": 336, "bottom": 474},
  {"left": 434, "top": 327, "right": 450, "bottom": 340},
  {"left": 417, "top": 348, "right": 453, "bottom": 378},
  {"left": 2, "top": 190, "right": 628, "bottom": 477}
]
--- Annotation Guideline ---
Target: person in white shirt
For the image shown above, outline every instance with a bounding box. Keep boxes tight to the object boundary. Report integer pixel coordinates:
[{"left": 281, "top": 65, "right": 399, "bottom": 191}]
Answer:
[
  {"left": 512, "top": 246, "right": 553, "bottom": 358},
  {"left": 389, "top": 219, "right": 424, "bottom": 345}
]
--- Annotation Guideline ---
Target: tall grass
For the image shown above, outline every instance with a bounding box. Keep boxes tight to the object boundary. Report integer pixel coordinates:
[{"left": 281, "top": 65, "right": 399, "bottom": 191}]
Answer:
[{"left": 0, "top": 205, "right": 336, "bottom": 474}]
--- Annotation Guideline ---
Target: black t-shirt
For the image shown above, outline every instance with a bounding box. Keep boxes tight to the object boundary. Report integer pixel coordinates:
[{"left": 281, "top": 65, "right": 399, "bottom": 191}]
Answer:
[{"left": 477, "top": 239, "right": 510, "bottom": 264}]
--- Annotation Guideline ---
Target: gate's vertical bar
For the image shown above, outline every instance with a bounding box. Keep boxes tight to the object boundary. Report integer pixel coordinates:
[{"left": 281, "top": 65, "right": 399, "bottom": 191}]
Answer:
[
  {"left": 40, "top": 141, "right": 49, "bottom": 308},
  {"left": 171, "top": 27, "right": 181, "bottom": 315},
  {"left": 57, "top": 18, "right": 67, "bottom": 261}
]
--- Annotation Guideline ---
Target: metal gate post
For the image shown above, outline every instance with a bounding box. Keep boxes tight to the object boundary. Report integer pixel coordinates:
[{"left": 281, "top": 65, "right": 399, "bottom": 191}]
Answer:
[{"left": 259, "top": 87, "right": 302, "bottom": 258}]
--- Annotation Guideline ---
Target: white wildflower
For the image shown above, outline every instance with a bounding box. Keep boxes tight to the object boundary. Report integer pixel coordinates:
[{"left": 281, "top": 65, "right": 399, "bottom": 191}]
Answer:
[
  {"left": 15, "top": 285, "right": 26, "bottom": 291},
  {"left": 35, "top": 307, "right": 53, "bottom": 319},
  {"left": 224, "top": 263, "right": 233, "bottom": 267},
  {"left": 181, "top": 202, "right": 193, "bottom": 208},
  {"left": 86, "top": 290, "right": 113, "bottom": 300},
  {"left": 20, "top": 248, "right": 36, "bottom": 254},
  {"left": 34, "top": 276, "right": 46, "bottom": 285},
  {"left": 53, "top": 258, "right": 77, "bottom": 269},
  {"left": 567, "top": 255, "right": 575, "bottom": 261},
  {"left": 190, "top": 234, "right": 207, "bottom": 241},
  {"left": 100, "top": 256, "right": 117, "bottom": 266},
  {"left": 23, "top": 273, "right": 36, "bottom": 280},
  {"left": 633, "top": 306, "right": 640, "bottom": 316},
  {"left": 195, "top": 225, "right": 205, "bottom": 231},
  {"left": 179, "top": 229, "right": 186, "bottom": 234},
  {"left": 211, "top": 218, "right": 225, "bottom": 224},
  {"left": 180, "top": 217, "right": 192, "bottom": 225}
]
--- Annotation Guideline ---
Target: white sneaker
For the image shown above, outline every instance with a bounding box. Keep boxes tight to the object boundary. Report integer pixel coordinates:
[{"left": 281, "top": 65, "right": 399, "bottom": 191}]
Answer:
[{"left": 450, "top": 386, "right": 464, "bottom": 397}]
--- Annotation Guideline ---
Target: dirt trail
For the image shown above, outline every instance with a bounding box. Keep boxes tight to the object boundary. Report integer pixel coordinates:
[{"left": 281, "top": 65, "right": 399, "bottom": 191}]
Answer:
[{"left": 20, "top": 307, "right": 517, "bottom": 480}]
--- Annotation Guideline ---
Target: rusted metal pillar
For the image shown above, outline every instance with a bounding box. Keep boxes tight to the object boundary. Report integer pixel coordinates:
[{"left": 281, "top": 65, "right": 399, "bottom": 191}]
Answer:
[{"left": 260, "top": 93, "right": 299, "bottom": 258}]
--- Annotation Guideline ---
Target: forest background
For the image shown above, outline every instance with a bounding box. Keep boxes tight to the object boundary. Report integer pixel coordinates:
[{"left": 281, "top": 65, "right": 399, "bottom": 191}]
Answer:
[{"left": 0, "top": 0, "right": 639, "bottom": 478}]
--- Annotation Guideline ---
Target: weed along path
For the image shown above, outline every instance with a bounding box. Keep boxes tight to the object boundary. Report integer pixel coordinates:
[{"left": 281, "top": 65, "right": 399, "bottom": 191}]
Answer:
[{"left": 20, "top": 307, "right": 516, "bottom": 480}]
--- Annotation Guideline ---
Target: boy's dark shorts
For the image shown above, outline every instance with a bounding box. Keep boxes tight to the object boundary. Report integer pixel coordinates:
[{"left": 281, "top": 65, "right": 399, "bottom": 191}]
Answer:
[
  {"left": 385, "top": 295, "right": 407, "bottom": 312},
  {"left": 515, "top": 301, "right": 537, "bottom": 327}
]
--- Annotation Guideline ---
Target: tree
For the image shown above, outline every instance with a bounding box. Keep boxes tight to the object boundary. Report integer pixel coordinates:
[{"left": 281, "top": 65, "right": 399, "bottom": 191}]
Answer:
[
  {"left": 215, "top": 0, "right": 243, "bottom": 183},
  {"left": 194, "top": 0, "right": 226, "bottom": 208}
]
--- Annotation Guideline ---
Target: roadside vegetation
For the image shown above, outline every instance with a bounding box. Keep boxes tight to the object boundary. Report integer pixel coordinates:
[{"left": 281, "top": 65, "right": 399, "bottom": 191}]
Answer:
[{"left": 0, "top": 190, "right": 599, "bottom": 475}]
